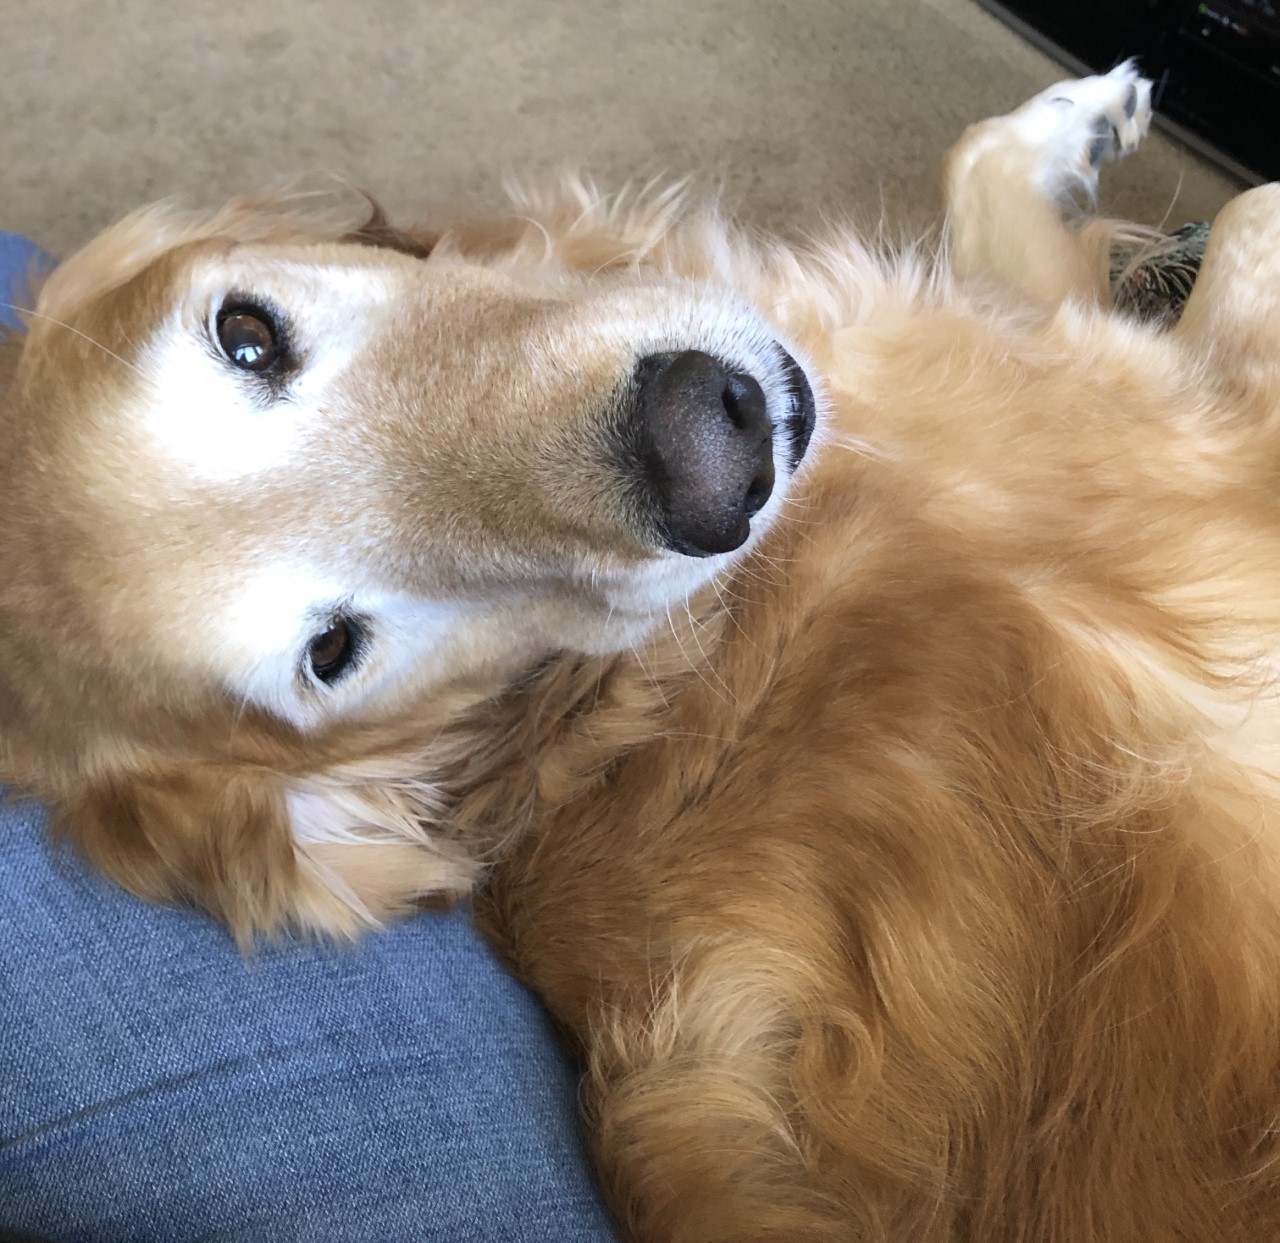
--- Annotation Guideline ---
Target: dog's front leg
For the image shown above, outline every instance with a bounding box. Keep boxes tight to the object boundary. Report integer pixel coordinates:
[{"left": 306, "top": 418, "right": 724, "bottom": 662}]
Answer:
[{"left": 942, "top": 63, "right": 1152, "bottom": 309}]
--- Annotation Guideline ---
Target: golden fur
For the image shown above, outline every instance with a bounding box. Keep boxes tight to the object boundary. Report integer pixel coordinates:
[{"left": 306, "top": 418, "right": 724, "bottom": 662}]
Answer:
[{"left": 4, "top": 67, "right": 1280, "bottom": 1238}]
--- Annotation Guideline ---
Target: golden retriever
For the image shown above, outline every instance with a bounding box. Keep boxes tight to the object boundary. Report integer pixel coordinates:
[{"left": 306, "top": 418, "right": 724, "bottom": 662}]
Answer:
[{"left": 4, "top": 64, "right": 1280, "bottom": 1239}]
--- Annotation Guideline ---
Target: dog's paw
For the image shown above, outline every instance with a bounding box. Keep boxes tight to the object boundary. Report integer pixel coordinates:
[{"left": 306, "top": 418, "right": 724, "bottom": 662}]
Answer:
[{"left": 1008, "top": 61, "right": 1153, "bottom": 201}]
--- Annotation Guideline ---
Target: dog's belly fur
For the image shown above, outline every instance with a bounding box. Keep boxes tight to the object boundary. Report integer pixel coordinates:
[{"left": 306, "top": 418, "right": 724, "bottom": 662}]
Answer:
[{"left": 481, "top": 293, "right": 1280, "bottom": 1239}]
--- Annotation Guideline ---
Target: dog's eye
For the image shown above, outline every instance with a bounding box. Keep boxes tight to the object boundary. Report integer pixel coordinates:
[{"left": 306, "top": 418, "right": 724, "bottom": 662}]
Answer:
[
  {"left": 217, "top": 305, "right": 280, "bottom": 373},
  {"left": 308, "top": 618, "right": 361, "bottom": 685}
]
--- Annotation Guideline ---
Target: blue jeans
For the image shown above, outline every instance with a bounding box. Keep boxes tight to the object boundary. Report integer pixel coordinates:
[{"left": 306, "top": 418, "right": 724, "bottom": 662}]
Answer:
[{"left": 0, "top": 235, "right": 615, "bottom": 1242}]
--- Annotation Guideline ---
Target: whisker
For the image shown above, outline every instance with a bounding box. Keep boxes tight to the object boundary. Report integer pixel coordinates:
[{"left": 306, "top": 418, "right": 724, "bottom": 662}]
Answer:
[
  {"left": 682, "top": 592, "right": 737, "bottom": 702},
  {"left": 665, "top": 603, "right": 732, "bottom": 706},
  {"left": 2, "top": 304, "right": 148, "bottom": 379},
  {"left": 709, "top": 576, "right": 759, "bottom": 650}
]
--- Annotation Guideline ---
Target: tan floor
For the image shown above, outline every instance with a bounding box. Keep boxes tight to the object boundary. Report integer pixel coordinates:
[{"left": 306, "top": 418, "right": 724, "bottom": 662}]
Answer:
[{"left": 0, "top": 0, "right": 1241, "bottom": 258}]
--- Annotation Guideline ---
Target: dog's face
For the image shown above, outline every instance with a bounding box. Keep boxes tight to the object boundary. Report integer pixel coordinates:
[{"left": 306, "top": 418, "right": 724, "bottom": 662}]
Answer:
[{"left": 0, "top": 199, "right": 815, "bottom": 927}]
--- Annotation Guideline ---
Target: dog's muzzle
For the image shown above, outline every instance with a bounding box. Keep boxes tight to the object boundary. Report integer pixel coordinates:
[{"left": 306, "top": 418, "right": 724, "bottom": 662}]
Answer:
[{"left": 625, "top": 348, "right": 816, "bottom": 557}]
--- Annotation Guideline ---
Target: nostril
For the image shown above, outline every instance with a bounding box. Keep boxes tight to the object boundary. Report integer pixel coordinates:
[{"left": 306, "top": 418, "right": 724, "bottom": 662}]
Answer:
[
  {"left": 722, "top": 384, "right": 739, "bottom": 426},
  {"left": 721, "top": 378, "right": 753, "bottom": 430},
  {"left": 744, "top": 471, "right": 773, "bottom": 518},
  {"left": 721, "top": 374, "right": 768, "bottom": 435},
  {"left": 629, "top": 349, "right": 777, "bottom": 557}
]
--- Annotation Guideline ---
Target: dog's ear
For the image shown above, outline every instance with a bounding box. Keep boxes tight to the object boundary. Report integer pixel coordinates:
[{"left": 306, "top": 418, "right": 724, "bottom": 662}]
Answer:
[
  {"left": 56, "top": 764, "right": 337, "bottom": 946},
  {"left": 35, "top": 195, "right": 437, "bottom": 326},
  {"left": 34, "top": 204, "right": 244, "bottom": 323},
  {"left": 342, "top": 198, "right": 438, "bottom": 259}
]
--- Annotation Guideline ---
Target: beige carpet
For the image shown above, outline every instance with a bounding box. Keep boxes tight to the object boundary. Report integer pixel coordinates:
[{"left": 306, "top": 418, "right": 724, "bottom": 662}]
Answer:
[{"left": 0, "top": 0, "right": 1240, "bottom": 258}]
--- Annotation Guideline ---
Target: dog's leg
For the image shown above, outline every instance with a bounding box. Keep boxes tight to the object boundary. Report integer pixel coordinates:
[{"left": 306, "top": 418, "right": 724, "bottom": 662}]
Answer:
[
  {"left": 576, "top": 941, "right": 965, "bottom": 1243},
  {"left": 943, "top": 62, "right": 1152, "bottom": 307},
  {"left": 1172, "top": 184, "right": 1280, "bottom": 411},
  {"left": 582, "top": 977, "right": 854, "bottom": 1242}
]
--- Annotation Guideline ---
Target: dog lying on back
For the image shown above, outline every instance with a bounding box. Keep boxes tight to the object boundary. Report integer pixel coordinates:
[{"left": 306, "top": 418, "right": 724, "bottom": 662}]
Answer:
[{"left": 4, "top": 65, "right": 1280, "bottom": 1239}]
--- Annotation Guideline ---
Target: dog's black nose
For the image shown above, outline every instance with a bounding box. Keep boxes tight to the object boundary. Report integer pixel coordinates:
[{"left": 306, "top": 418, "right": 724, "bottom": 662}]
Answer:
[{"left": 630, "top": 350, "right": 775, "bottom": 557}]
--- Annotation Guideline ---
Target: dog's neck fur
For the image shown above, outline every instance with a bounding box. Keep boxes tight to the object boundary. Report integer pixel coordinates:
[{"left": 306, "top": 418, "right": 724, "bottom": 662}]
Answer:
[{"left": 279, "top": 577, "right": 727, "bottom": 940}]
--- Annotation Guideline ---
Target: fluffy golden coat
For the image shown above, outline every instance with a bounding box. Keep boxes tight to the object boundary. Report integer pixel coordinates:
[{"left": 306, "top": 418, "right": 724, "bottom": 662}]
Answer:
[{"left": 3, "top": 65, "right": 1280, "bottom": 1239}]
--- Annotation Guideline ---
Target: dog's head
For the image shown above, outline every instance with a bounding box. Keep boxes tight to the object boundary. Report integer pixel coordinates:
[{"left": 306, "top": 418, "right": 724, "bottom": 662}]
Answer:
[{"left": 0, "top": 194, "right": 816, "bottom": 933}]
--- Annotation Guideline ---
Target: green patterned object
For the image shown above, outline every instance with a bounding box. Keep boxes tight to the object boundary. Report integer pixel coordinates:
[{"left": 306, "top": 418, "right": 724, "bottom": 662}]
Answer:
[{"left": 1109, "top": 221, "right": 1211, "bottom": 326}]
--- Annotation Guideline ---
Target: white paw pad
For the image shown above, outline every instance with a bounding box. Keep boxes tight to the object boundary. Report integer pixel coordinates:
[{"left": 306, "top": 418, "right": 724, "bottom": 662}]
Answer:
[{"left": 1010, "top": 61, "right": 1154, "bottom": 201}]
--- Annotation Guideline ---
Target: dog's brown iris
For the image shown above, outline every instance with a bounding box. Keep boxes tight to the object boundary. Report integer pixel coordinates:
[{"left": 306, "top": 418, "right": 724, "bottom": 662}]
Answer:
[
  {"left": 217, "top": 308, "right": 278, "bottom": 372},
  {"left": 308, "top": 620, "right": 355, "bottom": 684}
]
